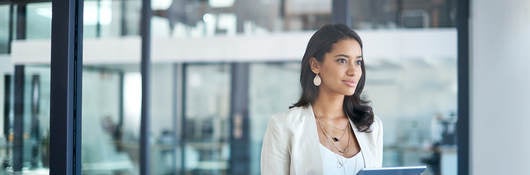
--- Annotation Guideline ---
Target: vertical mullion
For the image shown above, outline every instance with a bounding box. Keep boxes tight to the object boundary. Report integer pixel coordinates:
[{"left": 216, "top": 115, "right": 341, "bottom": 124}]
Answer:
[
  {"left": 16, "top": 3, "right": 26, "bottom": 40},
  {"left": 74, "top": 0, "right": 83, "bottom": 174},
  {"left": 3, "top": 75, "right": 11, "bottom": 151},
  {"left": 180, "top": 63, "right": 188, "bottom": 175},
  {"left": 50, "top": 0, "right": 83, "bottom": 174},
  {"left": 332, "top": 0, "right": 351, "bottom": 27},
  {"left": 120, "top": 0, "right": 127, "bottom": 36},
  {"left": 13, "top": 65, "right": 24, "bottom": 172},
  {"left": 139, "top": 0, "right": 152, "bottom": 173},
  {"left": 172, "top": 63, "right": 182, "bottom": 174},
  {"left": 96, "top": 0, "right": 101, "bottom": 38},
  {"left": 229, "top": 63, "right": 250, "bottom": 175},
  {"left": 457, "top": 0, "right": 470, "bottom": 174},
  {"left": 8, "top": 4, "right": 13, "bottom": 53},
  {"left": 118, "top": 71, "right": 124, "bottom": 136}
]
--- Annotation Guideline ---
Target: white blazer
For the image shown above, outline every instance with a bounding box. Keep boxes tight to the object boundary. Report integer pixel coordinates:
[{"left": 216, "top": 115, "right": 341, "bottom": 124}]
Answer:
[{"left": 261, "top": 105, "right": 383, "bottom": 175}]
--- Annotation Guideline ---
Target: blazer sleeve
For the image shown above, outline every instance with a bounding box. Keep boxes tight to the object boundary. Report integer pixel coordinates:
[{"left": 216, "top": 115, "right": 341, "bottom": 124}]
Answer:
[
  {"left": 261, "top": 115, "right": 291, "bottom": 175},
  {"left": 375, "top": 116, "right": 384, "bottom": 167}
]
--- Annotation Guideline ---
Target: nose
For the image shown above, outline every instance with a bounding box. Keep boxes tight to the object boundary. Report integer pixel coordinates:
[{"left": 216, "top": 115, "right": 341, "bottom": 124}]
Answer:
[{"left": 346, "top": 63, "right": 357, "bottom": 76}]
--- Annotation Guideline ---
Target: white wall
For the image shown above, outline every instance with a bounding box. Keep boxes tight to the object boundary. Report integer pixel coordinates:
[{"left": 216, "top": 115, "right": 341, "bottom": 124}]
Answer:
[{"left": 471, "top": 0, "right": 530, "bottom": 174}]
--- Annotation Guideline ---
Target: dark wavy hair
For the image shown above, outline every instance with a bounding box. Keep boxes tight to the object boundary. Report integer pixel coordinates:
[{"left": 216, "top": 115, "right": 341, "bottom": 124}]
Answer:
[{"left": 290, "top": 24, "right": 374, "bottom": 132}]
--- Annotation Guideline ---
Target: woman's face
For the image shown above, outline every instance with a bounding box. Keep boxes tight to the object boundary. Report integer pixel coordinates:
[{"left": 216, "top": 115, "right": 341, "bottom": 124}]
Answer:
[{"left": 311, "top": 39, "right": 363, "bottom": 96}]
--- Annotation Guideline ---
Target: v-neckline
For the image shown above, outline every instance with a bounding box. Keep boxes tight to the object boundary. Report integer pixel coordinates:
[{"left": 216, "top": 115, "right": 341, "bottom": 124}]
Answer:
[{"left": 308, "top": 104, "right": 367, "bottom": 168}]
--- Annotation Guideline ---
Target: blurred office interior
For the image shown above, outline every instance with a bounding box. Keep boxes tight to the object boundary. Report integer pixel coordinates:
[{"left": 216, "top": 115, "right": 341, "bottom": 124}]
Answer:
[{"left": 0, "top": 0, "right": 528, "bottom": 175}]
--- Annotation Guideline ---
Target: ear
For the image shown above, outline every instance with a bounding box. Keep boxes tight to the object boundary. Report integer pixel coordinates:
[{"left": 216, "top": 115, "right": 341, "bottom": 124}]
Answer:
[{"left": 309, "top": 57, "right": 321, "bottom": 74}]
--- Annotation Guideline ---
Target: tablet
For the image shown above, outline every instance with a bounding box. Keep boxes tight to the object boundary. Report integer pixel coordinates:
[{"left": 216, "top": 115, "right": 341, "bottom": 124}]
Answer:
[{"left": 357, "top": 166, "right": 427, "bottom": 175}]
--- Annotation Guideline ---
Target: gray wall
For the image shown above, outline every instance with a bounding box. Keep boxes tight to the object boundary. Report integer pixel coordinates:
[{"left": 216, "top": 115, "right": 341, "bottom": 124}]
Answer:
[{"left": 471, "top": 0, "right": 530, "bottom": 174}]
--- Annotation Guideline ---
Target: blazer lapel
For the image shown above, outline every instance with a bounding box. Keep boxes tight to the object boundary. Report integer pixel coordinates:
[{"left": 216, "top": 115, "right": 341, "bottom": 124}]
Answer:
[
  {"left": 351, "top": 119, "right": 372, "bottom": 168},
  {"left": 298, "top": 105, "right": 323, "bottom": 174}
]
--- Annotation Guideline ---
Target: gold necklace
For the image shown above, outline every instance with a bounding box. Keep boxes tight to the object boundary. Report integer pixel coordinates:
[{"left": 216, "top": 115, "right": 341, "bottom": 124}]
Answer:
[
  {"left": 317, "top": 118, "right": 351, "bottom": 154},
  {"left": 318, "top": 121, "right": 352, "bottom": 169},
  {"left": 316, "top": 117, "right": 348, "bottom": 142},
  {"left": 319, "top": 117, "right": 350, "bottom": 131}
]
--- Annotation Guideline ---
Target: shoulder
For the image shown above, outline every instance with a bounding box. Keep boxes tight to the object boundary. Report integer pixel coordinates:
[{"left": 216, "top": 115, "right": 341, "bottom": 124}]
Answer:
[
  {"left": 372, "top": 115, "right": 383, "bottom": 129},
  {"left": 370, "top": 114, "right": 383, "bottom": 135},
  {"left": 269, "top": 106, "right": 310, "bottom": 128}
]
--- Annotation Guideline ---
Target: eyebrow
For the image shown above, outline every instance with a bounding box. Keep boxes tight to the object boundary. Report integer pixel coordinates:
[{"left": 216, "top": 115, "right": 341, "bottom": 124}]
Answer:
[{"left": 334, "top": 54, "right": 363, "bottom": 59}]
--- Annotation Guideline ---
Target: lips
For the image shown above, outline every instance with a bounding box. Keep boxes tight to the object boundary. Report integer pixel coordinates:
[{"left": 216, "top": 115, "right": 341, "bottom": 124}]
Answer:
[{"left": 343, "top": 80, "right": 356, "bottom": 87}]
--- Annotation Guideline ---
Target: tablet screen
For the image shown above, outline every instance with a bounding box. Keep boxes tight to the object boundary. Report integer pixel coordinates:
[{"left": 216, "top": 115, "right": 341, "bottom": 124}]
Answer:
[{"left": 357, "top": 166, "right": 427, "bottom": 175}]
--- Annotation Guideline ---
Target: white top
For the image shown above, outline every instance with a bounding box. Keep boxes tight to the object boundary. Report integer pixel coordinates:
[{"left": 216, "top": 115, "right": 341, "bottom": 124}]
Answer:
[{"left": 319, "top": 144, "right": 365, "bottom": 175}]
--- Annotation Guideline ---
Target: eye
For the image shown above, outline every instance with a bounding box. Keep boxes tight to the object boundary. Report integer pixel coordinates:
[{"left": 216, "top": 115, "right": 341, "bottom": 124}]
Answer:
[
  {"left": 356, "top": 60, "right": 363, "bottom": 65},
  {"left": 337, "top": 58, "right": 348, "bottom": 64}
]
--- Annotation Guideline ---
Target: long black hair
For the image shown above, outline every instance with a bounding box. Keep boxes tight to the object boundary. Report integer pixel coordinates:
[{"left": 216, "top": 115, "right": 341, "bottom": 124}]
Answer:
[{"left": 290, "top": 24, "right": 374, "bottom": 132}]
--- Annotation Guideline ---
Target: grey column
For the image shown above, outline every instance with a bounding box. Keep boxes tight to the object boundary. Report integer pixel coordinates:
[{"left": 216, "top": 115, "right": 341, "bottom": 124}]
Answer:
[
  {"left": 13, "top": 65, "right": 24, "bottom": 172},
  {"left": 16, "top": 3, "right": 26, "bottom": 40},
  {"left": 332, "top": 0, "right": 351, "bottom": 27},
  {"left": 139, "top": 0, "right": 152, "bottom": 173},
  {"left": 229, "top": 63, "right": 250, "bottom": 175},
  {"left": 457, "top": 0, "right": 469, "bottom": 174},
  {"left": 50, "top": 0, "right": 84, "bottom": 173}
]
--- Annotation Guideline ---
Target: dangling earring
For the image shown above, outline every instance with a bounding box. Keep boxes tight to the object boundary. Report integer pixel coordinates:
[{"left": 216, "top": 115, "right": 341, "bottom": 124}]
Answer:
[{"left": 313, "top": 73, "right": 321, "bottom": 86}]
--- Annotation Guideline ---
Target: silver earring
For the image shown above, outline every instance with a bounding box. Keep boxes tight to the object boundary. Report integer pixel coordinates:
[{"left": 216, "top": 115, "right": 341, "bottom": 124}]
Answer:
[{"left": 313, "top": 73, "right": 321, "bottom": 86}]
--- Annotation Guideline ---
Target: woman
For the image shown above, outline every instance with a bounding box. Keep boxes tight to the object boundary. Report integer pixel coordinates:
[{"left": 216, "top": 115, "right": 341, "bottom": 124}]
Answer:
[{"left": 261, "top": 24, "right": 383, "bottom": 175}]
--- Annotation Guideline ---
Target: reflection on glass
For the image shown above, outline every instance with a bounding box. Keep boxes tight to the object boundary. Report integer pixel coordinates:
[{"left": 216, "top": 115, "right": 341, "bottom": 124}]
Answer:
[
  {"left": 151, "top": 0, "right": 333, "bottom": 37},
  {"left": 150, "top": 63, "right": 178, "bottom": 175},
  {"left": 81, "top": 68, "right": 135, "bottom": 174},
  {"left": 184, "top": 64, "right": 230, "bottom": 175},
  {"left": 365, "top": 58, "right": 457, "bottom": 175},
  {"left": 350, "top": 0, "right": 456, "bottom": 29},
  {"left": 27, "top": 3, "right": 52, "bottom": 39},
  {"left": 1, "top": 66, "right": 51, "bottom": 174},
  {"left": 0, "top": 5, "right": 9, "bottom": 54},
  {"left": 249, "top": 62, "right": 300, "bottom": 175}
]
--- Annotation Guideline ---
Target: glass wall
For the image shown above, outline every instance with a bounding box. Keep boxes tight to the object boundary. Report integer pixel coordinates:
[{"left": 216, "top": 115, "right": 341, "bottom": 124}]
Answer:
[
  {"left": 66, "top": 63, "right": 180, "bottom": 175},
  {"left": 349, "top": 0, "right": 456, "bottom": 29},
  {"left": 13, "top": 0, "right": 459, "bottom": 40},
  {"left": 150, "top": 63, "right": 179, "bottom": 175},
  {"left": 24, "top": 0, "right": 140, "bottom": 39},
  {"left": 0, "top": 0, "right": 459, "bottom": 174},
  {"left": 365, "top": 58, "right": 457, "bottom": 175},
  {"left": 83, "top": 0, "right": 141, "bottom": 38},
  {"left": 0, "top": 2, "right": 53, "bottom": 174},
  {"left": 150, "top": 0, "right": 332, "bottom": 37},
  {"left": 26, "top": 3, "right": 52, "bottom": 39},
  {"left": 0, "top": 65, "right": 51, "bottom": 174},
  {"left": 0, "top": 5, "right": 9, "bottom": 54},
  {"left": 183, "top": 63, "right": 231, "bottom": 175},
  {"left": 81, "top": 68, "right": 134, "bottom": 174},
  {"left": 249, "top": 62, "right": 300, "bottom": 175}
]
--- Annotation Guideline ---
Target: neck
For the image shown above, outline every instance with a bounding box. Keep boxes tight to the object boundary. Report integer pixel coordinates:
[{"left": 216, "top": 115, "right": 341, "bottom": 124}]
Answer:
[{"left": 312, "top": 90, "right": 345, "bottom": 119}]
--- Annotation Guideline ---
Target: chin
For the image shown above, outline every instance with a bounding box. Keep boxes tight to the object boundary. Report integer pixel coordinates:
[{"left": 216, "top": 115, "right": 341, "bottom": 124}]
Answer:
[{"left": 343, "top": 90, "right": 355, "bottom": 96}]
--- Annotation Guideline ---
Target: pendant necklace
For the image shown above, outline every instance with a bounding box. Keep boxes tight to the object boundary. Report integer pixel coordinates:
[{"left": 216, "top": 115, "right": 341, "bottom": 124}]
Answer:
[
  {"left": 317, "top": 117, "right": 351, "bottom": 154},
  {"left": 316, "top": 117, "right": 348, "bottom": 142}
]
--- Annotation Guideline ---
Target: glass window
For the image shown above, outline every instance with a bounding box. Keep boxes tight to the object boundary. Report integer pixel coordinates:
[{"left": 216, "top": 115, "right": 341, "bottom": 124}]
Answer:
[
  {"left": 81, "top": 68, "right": 135, "bottom": 174},
  {"left": 365, "top": 50, "right": 457, "bottom": 174},
  {"left": 349, "top": 0, "right": 457, "bottom": 29},
  {"left": 0, "top": 5, "right": 9, "bottom": 54},
  {"left": 2, "top": 65, "right": 51, "bottom": 174},
  {"left": 27, "top": 3, "right": 52, "bottom": 39},
  {"left": 84, "top": 0, "right": 134, "bottom": 38},
  {"left": 184, "top": 63, "right": 231, "bottom": 174},
  {"left": 150, "top": 0, "right": 332, "bottom": 37},
  {"left": 150, "top": 63, "right": 179, "bottom": 175},
  {"left": 249, "top": 62, "right": 300, "bottom": 175}
]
